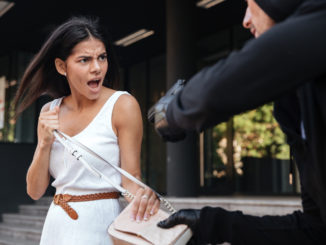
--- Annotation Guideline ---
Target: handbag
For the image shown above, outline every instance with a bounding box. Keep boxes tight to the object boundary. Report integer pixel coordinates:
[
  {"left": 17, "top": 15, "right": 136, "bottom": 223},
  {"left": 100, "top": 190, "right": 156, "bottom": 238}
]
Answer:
[{"left": 53, "top": 130, "right": 192, "bottom": 245}]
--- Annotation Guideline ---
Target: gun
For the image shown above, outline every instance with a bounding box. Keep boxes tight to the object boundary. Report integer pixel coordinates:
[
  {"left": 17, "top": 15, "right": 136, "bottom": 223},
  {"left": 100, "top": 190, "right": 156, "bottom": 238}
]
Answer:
[{"left": 147, "top": 79, "right": 186, "bottom": 123}]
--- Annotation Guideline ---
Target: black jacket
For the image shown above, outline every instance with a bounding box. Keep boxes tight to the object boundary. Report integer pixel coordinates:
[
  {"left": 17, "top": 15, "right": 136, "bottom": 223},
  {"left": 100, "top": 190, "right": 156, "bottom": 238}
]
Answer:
[{"left": 166, "top": 0, "right": 326, "bottom": 238}]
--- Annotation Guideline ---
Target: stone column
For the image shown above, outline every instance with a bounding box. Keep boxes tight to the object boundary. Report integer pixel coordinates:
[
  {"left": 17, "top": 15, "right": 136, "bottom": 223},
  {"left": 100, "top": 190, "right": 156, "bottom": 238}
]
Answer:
[{"left": 166, "top": 0, "right": 199, "bottom": 196}]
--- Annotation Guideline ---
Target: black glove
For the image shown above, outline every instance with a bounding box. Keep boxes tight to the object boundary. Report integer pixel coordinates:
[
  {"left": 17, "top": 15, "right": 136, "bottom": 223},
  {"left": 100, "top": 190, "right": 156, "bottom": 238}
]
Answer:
[
  {"left": 147, "top": 79, "right": 186, "bottom": 142},
  {"left": 157, "top": 209, "right": 200, "bottom": 245},
  {"left": 157, "top": 209, "right": 200, "bottom": 232}
]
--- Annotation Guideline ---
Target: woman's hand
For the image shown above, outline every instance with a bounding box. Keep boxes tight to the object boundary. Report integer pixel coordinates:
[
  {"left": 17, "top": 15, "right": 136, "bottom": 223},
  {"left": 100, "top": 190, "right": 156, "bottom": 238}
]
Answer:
[
  {"left": 130, "top": 188, "right": 160, "bottom": 222},
  {"left": 37, "top": 106, "right": 59, "bottom": 148}
]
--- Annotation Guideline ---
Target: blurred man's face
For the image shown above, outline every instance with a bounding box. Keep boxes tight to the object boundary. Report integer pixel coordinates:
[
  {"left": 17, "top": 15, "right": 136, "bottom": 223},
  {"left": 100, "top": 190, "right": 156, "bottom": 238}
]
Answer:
[{"left": 242, "top": 0, "right": 275, "bottom": 38}]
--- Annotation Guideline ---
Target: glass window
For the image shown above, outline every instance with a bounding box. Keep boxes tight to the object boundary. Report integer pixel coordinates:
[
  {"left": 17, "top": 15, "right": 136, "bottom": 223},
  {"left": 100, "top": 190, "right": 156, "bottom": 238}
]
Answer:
[
  {"left": 0, "top": 52, "right": 37, "bottom": 143},
  {"left": 201, "top": 103, "right": 300, "bottom": 195},
  {"left": 0, "top": 55, "right": 18, "bottom": 142}
]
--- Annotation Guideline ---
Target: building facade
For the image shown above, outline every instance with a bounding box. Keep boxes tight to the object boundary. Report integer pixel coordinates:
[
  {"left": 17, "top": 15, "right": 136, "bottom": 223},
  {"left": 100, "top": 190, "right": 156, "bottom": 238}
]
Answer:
[{"left": 0, "top": 0, "right": 299, "bottom": 217}]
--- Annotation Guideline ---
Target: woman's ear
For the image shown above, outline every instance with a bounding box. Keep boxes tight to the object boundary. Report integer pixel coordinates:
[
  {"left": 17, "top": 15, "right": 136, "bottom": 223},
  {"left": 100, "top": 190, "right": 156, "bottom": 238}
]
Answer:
[{"left": 55, "top": 58, "right": 67, "bottom": 76}]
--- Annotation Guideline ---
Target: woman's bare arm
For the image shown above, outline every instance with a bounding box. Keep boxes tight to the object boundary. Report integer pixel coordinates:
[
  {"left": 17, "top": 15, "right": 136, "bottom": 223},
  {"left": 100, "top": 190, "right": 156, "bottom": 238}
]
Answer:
[
  {"left": 26, "top": 103, "right": 59, "bottom": 200},
  {"left": 113, "top": 94, "right": 160, "bottom": 222}
]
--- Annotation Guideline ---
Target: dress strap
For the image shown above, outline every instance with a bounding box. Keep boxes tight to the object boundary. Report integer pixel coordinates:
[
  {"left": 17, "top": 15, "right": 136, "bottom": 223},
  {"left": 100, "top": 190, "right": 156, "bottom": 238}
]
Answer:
[
  {"left": 108, "top": 91, "right": 130, "bottom": 106},
  {"left": 49, "top": 97, "right": 64, "bottom": 111}
]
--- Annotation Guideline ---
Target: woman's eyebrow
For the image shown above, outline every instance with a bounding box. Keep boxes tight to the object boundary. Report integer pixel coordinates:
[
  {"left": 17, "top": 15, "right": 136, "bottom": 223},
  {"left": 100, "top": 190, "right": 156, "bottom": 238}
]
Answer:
[
  {"left": 77, "top": 52, "right": 107, "bottom": 58},
  {"left": 76, "top": 55, "right": 91, "bottom": 59}
]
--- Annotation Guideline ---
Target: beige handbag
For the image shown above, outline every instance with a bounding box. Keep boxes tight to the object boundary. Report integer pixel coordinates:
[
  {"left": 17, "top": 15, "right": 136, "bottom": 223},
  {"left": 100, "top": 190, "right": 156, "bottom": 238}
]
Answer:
[
  {"left": 108, "top": 203, "right": 192, "bottom": 245},
  {"left": 54, "top": 130, "right": 192, "bottom": 245}
]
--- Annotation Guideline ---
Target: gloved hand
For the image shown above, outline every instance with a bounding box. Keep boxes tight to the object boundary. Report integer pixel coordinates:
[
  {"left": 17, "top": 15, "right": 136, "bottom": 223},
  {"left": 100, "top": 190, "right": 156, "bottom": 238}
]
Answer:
[
  {"left": 147, "top": 79, "right": 187, "bottom": 142},
  {"left": 157, "top": 209, "right": 200, "bottom": 232}
]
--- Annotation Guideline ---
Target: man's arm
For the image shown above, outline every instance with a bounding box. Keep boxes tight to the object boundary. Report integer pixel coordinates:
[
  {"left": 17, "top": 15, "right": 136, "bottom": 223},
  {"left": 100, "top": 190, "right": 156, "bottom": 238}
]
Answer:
[{"left": 166, "top": 9, "right": 326, "bottom": 132}]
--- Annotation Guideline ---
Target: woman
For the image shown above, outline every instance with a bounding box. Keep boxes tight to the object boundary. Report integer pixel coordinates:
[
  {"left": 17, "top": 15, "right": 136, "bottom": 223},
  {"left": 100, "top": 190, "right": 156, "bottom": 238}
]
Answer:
[{"left": 15, "top": 16, "right": 159, "bottom": 244}]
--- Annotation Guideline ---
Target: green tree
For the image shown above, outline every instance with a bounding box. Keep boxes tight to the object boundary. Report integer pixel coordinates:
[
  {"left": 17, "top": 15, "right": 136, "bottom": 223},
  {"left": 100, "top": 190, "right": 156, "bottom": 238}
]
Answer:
[
  {"left": 211, "top": 103, "right": 289, "bottom": 177},
  {"left": 233, "top": 103, "right": 289, "bottom": 159}
]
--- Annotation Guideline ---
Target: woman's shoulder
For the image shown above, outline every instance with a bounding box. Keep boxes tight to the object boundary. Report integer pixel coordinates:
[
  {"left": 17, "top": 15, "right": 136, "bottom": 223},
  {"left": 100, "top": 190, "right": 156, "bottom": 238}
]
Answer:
[
  {"left": 109, "top": 90, "right": 141, "bottom": 131},
  {"left": 111, "top": 90, "right": 141, "bottom": 122},
  {"left": 114, "top": 92, "right": 138, "bottom": 110},
  {"left": 112, "top": 96, "right": 142, "bottom": 132}
]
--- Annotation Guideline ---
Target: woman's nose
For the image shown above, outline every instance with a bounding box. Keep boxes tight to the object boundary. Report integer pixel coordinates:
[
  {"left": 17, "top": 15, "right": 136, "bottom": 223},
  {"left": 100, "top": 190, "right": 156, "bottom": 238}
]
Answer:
[
  {"left": 242, "top": 7, "right": 252, "bottom": 29},
  {"left": 91, "top": 60, "right": 101, "bottom": 73}
]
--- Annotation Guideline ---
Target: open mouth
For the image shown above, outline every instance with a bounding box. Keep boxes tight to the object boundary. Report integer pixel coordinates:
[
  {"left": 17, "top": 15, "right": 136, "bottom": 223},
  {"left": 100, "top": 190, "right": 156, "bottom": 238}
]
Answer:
[{"left": 87, "top": 79, "right": 101, "bottom": 89}]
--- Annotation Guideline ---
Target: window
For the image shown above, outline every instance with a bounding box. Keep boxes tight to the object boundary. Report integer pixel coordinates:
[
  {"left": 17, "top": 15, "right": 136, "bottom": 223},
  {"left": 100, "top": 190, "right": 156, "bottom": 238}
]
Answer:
[
  {"left": 0, "top": 52, "right": 37, "bottom": 143},
  {"left": 201, "top": 103, "right": 300, "bottom": 195}
]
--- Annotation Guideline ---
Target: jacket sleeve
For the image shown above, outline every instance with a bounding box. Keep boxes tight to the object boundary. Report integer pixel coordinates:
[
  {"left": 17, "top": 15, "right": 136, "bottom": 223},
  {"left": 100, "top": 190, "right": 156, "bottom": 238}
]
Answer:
[
  {"left": 166, "top": 8, "right": 326, "bottom": 132},
  {"left": 196, "top": 207, "right": 243, "bottom": 244},
  {"left": 196, "top": 206, "right": 304, "bottom": 244}
]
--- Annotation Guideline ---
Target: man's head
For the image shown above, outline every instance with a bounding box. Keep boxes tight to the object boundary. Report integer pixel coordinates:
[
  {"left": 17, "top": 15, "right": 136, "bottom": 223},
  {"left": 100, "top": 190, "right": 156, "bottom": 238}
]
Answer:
[{"left": 243, "top": 0, "right": 303, "bottom": 38}]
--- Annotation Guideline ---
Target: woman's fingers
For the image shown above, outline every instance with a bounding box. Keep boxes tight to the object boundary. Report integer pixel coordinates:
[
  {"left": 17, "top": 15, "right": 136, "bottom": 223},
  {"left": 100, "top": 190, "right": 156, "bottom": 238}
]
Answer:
[
  {"left": 39, "top": 118, "right": 59, "bottom": 128},
  {"left": 39, "top": 118, "right": 59, "bottom": 135},
  {"left": 150, "top": 198, "right": 160, "bottom": 216},
  {"left": 40, "top": 106, "right": 59, "bottom": 119},
  {"left": 40, "top": 107, "right": 59, "bottom": 123},
  {"left": 37, "top": 106, "right": 60, "bottom": 144},
  {"left": 143, "top": 192, "right": 156, "bottom": 221},
  {"left": 130, "top": 188, "right": 160, "bottom": 222},
  {"left": 136, "top": 188, "right": 151, "bottom": 222},
  {"left": 130, "top": 188, "right": 144, "bottom": 221}
]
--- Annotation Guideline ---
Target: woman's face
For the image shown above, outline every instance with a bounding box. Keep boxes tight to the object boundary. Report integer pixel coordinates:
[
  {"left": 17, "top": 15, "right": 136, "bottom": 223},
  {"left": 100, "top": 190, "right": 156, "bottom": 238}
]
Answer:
[{"left": 64, "top": 38, "right": 108, "bottom": 100}]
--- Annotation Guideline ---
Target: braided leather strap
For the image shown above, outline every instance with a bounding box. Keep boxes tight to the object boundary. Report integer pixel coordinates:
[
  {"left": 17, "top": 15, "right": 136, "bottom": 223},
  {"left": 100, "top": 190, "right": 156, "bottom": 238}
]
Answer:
[{"left": 53, "top": 192, "right": 120, "bottom": 220}]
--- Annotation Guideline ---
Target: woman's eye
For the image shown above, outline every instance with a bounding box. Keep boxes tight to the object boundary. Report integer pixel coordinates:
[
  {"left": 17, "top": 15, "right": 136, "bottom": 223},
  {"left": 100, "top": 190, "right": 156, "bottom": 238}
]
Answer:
[
  {"left": 80, "top": 58, "right": 88, "bottom": 63},
  {"left": 99, "top": 55, "right": 107, "bottom": 61}
]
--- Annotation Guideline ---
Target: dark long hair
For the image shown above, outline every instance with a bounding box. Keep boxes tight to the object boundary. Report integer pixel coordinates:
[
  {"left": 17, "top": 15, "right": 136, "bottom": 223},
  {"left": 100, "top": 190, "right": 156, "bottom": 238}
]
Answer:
[{"left": 15, "top": 16, "right": 120, "bottom": 115}]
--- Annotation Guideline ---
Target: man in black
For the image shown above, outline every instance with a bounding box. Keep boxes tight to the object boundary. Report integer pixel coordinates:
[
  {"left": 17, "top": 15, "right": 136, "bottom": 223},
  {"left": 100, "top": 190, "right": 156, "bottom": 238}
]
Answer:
[{"left": 151, "top": 0, "right": 326, "bottom": 244}]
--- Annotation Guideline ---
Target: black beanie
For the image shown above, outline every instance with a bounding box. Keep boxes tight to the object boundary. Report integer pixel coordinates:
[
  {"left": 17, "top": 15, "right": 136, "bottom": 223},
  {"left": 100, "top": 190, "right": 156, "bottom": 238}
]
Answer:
[{"left": 254, "top": 0, "right": 303, "bottom": 22}]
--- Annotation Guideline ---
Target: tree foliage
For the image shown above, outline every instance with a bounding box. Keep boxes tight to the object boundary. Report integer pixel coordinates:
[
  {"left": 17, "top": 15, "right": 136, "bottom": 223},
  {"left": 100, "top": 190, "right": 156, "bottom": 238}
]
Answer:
[
  {"left": 212, "top": 103, "right": 289, "bottom": 174},
  {"left": 213, "top": 103, "right": 289, "bottom": 159},
  {"left": 233, "top": 103, "right": 289, "bottom": 159}
]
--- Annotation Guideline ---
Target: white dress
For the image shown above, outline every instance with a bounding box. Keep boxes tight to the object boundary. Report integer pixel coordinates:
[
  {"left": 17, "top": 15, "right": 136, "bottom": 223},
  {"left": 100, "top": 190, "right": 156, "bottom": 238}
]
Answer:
[{"left": 40, "top": 91, "right": 129, "bottom": 245}]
